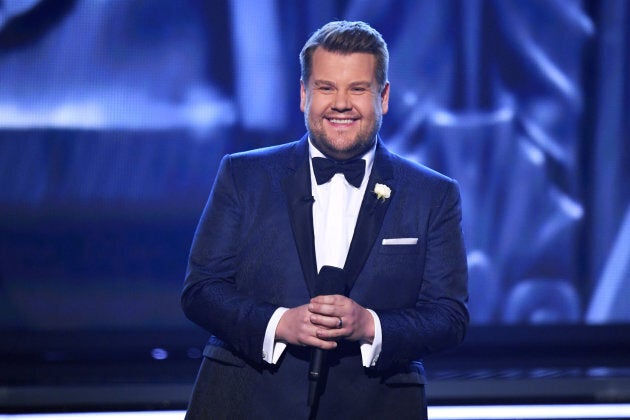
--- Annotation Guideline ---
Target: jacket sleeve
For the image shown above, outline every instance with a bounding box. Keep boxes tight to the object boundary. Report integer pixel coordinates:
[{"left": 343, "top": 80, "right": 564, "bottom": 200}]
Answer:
[
  {"left": 181, "top": 155, "right": 277, "bottom": 363},
  {"left": 374, "top": 179, "right": 469, "bottom": 372}
]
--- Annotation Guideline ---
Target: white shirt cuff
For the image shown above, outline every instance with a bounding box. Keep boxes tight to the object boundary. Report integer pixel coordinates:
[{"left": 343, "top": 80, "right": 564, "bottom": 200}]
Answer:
[
  {"left": 360, "top": 309, "right": 382, "bottom": 367},
  {"left": 262, "top": 307, "right": 289, "bottom": 364}
]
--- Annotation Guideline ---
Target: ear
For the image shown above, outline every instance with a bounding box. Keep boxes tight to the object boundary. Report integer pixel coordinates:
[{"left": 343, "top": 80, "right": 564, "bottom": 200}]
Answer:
[
  {"left": 380, "top": 82, "right": 390, "bottom": 115},
  {"left": 300, "top": 80, "right": 306, "bottom": 112}
]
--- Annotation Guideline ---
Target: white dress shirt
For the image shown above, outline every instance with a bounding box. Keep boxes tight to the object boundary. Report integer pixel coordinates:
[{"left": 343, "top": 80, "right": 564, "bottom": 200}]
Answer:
[{"left": 262, "top": 139, "right": 383, "bottom": 367}]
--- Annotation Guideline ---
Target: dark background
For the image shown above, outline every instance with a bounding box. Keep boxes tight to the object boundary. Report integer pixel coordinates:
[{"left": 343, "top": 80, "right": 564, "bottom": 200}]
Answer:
[{"left": 0, "top": 0, "right": 629, "bottom": 412}]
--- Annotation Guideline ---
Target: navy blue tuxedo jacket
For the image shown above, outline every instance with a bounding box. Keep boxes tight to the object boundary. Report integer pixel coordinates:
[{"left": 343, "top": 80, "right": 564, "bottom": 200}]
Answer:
[{"left": 182, "top": 136, "right": 468, "bottom": 419}]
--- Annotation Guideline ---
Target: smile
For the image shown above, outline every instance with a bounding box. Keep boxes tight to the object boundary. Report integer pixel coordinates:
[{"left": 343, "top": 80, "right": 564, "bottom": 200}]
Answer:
[{"left": 327, "top": 118, "right": 356, "bottom": 124}]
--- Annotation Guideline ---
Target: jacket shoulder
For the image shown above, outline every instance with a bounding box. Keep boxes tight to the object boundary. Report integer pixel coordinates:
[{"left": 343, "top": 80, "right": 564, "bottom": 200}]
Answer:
[
  {"left": 216, "top": 139, "right": 305, "bottom": 188},
  {"left": 228, "top": 139, "right": 301, "bottom": 164},
  {"left": 389, "top": 151, "right": 457, "bottom": 187}
]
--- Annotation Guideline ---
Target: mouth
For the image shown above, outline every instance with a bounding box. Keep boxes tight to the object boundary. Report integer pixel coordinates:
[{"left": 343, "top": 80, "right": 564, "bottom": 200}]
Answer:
[{"left": 326, "top": 117, "right": 358, "bottom": 126}]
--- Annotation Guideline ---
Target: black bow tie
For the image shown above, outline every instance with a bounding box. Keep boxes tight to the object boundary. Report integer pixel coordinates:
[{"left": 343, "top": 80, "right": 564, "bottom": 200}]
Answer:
[{"left": 312, "top": 157, "right": 365, "bottom": 188}]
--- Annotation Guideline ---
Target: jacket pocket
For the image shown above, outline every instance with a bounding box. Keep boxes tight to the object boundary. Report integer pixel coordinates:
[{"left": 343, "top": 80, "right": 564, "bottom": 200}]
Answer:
[{"left": 383, "top": 361, "right": 426, "bottom": 385}]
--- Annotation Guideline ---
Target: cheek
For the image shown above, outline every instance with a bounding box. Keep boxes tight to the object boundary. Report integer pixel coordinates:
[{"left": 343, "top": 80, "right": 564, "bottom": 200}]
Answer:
[
  {"left": 306, "top": 101, "right": 326, "bottom": 121},
  {"left": 308, "top": 97, "right": 322, "bottom": 112}
]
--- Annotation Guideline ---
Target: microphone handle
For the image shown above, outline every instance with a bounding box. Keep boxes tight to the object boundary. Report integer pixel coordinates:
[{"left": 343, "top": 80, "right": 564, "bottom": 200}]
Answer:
[
  {"left": 307, "top": 348, "right": 326, "bottom": 406},
  {"left": 309, "top": 348, "right": 325, "bottom": 380},
  {"left": 307, "top": 266, "right": 346, "bottom": 407}
]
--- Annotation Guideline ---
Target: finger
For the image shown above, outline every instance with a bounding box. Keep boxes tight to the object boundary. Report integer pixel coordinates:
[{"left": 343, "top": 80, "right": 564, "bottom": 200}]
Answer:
[
  {"left": 308, "top": 302, "right": 335, "bottom": 317},
  {"left": 300, "top": 332, "right": 338, "bottom": 347},
  {"left": 309, "top": 314, "right": 341, "bottom": 329},
  {"left": 310, "top": 294, "right": 344, "bottom": 305},
  {"left": 316, "top": 326, "right": 346, "bottom": 341},
  {"left": 310, "top": 339, "right": 338, "bottom": 350},
  {"left": 309, "top": 300, "right": 330, "bottom": 314}
]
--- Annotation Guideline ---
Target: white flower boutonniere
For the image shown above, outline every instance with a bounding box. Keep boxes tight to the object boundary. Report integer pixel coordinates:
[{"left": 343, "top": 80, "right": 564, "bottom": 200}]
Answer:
[{"left": 373, "top": 183, "right": 391, "bottom": 201}]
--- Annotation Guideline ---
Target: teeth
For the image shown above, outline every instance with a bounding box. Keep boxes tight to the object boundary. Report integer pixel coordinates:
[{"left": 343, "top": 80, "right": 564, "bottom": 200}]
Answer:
[{"left": 329, "top": 119, "right": 353, "bottom": 124}]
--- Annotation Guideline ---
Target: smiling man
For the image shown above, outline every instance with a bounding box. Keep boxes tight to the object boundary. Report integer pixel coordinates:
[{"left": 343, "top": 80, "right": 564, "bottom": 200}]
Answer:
[
  {"left": 182, "top": 21, "right": 469, "bottom": 419},
  {"left": 300, "top": 47, "right": 389, "bottom": 162}
]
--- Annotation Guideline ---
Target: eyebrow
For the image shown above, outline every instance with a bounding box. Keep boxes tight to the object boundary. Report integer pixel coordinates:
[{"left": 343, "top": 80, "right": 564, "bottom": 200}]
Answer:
[
  {"left": 349, "top": 81, "right": 372, "bottom": 88},
  {"left": 312, "top": 80, "right": 334, "bottom": 87},
  {"left": 312, "top": 80, "right": 373, "bottom": 88}
]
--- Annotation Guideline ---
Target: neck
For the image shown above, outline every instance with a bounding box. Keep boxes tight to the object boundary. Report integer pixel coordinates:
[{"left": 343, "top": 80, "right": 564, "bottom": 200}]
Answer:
[{"left": 309, "top": 139, "right": 377, "bottom": 163}]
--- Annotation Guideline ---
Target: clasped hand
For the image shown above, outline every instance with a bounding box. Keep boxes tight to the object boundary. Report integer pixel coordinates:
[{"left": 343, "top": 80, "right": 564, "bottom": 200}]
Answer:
[{"left": 276, "top": 295, "right": 375, "bottom": 350}]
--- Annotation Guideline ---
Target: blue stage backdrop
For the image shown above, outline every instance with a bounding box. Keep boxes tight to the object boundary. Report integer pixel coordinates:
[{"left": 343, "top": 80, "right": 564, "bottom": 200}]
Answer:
[{"left": 0, "top": 0, "right": 629, "bottom": 374}]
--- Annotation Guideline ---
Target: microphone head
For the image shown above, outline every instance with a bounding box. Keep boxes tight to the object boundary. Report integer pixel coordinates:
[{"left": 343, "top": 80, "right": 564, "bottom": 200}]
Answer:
[{"left": 315, "top": 265, "right": 348, "bottom": 296}]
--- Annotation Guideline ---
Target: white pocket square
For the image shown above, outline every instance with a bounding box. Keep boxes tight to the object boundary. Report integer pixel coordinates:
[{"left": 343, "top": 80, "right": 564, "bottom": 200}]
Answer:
[{"left": 382, "top": 237, "right": 418, "bottom": 245}]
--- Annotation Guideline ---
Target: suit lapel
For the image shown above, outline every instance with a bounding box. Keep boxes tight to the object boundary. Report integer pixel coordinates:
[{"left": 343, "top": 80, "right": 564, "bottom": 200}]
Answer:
[
  {"left": 282, "top": 137, "right": 395, "bottom": 297},
  {"left": 282, "top": 137, "right": 318, "bottom": 297},
  {"left": 344, "top": 140, "right": 395, "bottom": 293}
]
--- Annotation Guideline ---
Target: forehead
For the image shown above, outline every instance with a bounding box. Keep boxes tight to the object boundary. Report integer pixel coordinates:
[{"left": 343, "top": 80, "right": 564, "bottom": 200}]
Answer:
[{"left": 309, "top": 48, "right": 377, "bottom": 82}]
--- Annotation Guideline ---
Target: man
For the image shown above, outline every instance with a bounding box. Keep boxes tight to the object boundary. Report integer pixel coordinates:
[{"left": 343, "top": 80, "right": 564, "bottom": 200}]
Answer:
[{"left": 182, "top": 20, "right": 468, "bottom": 419}]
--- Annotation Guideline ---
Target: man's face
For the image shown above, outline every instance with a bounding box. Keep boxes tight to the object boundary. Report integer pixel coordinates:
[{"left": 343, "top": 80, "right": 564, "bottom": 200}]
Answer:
[{"left": 301, "top": 48, "right": 389, "bottom": 161}]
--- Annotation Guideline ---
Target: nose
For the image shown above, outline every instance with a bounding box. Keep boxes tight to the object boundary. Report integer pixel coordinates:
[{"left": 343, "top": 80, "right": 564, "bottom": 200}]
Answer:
[{"left": 332, "top": 90, "right": 351, "bottom": 112}]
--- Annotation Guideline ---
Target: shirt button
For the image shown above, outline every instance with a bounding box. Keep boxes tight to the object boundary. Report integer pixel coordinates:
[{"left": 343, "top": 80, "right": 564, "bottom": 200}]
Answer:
[{"left": 262, "top": 351, "right": 268, "bottom": 359}]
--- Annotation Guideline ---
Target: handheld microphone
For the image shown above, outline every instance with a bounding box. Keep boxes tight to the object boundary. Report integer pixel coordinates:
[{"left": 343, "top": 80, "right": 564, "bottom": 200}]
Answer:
[{"left": 307, "top": 265, "right": 347, "bottom": 407}]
